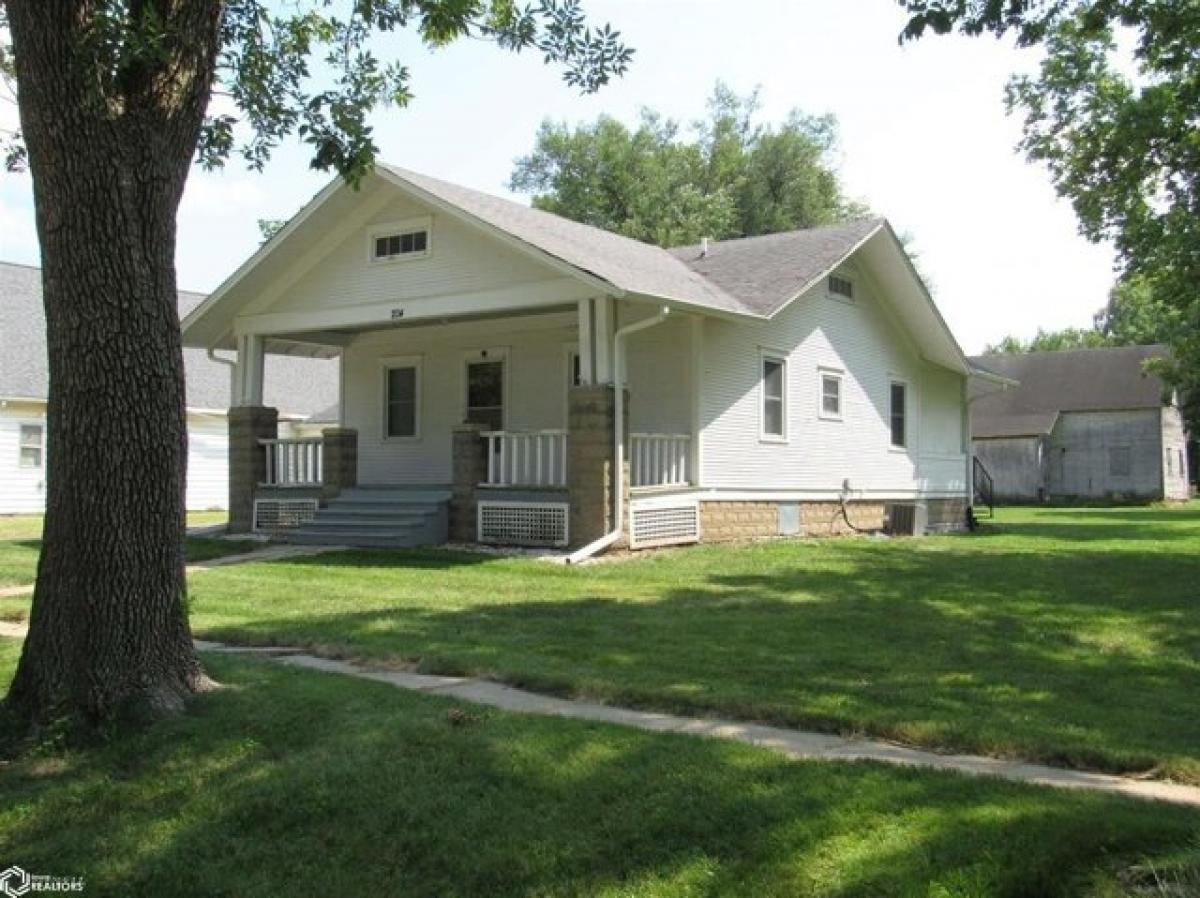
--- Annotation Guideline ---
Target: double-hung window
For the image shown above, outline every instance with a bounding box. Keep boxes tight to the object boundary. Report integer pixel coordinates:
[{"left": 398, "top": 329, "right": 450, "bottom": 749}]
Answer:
[
  {"left": 383, "top": 359, "right": 420, "bottom": 439},
  {"left": 761, "top": 354, "right": 787, "bottom": 440},
  {"left": 18, "top": 424, "right": 43, "bottom": 468},
  {"left": 819, "top": 370, "right": 843, "bottom": 420},
  {"left": 889, "top": 381, "right": 907, "bottom": 448}
]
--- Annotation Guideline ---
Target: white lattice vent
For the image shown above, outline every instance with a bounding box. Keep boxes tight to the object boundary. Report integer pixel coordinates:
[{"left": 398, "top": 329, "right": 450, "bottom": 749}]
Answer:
[
  {"left": 478, "top": 501, "right": 569, "bottom": 547},
  {"left": 254, "top": 498, "right": 319, "bottom": 532},
  {"left": 630, "top": 503, "right": 700, "bottom": 549}
]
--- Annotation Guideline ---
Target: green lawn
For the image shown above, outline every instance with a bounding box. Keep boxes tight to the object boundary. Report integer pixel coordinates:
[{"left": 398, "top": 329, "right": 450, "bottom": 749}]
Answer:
[
  {"left": 0, "top": 638, "right": 1195, "bottom": 897},
  {"left": 0, "top": 511, "right": 228, "bottom": 541},
  {"left": 0, "top": 537, "right": 257, "bottom": 588},
  {"left": 182, "top": 503, "right": 1200, "bottom": 785}
]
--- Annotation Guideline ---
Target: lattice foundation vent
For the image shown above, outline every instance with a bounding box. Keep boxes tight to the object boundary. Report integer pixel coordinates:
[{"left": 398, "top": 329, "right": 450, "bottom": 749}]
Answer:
[
  {"left": 478, "top": 501, "right": 569, "bottom": 547},
  {"left": 630, "top": 503, "right": 700, "bottom": 549},
  {"left": 254, "top": 498, "right": 319, "bottom": 532}
]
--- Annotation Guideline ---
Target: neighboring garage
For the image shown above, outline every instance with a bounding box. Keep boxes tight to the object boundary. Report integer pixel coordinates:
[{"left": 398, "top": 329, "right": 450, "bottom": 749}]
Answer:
[{"left": 970, "top": 345, "right": 1191, "bottom": 503}]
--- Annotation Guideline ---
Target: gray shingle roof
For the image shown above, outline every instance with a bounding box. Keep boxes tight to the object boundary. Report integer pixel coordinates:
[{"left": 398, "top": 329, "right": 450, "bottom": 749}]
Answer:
[
  {"left": 382, "top": 166, "right": 887, "bottom": 320},
  {"left": 969, "top": 345, "right": 1173, "bottom": 439},
  {"left": 381, "top": 165, "right": 752, "bottom": 315},
  {"left": 0, "top": 261, "right": 337, "bottom": 419},
  {"left": 667, "top": 219, "right": 887, "bottom": 316}
]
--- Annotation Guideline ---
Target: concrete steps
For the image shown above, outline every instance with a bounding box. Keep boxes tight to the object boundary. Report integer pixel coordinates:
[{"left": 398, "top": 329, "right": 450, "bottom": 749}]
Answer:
[{"left": 279, "top": 485, "right": 450, "bottom": 548}]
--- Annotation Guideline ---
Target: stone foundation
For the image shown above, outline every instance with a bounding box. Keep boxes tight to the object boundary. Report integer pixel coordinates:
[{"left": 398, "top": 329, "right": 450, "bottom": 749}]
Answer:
[
  {"left": 697, "top": 498, "right": 956, "bottom": 542},
  {"left": 450, "top": 423, "right": 488, "bottom": 542},
  {"left": 568, "top": 385, "right": 629, "bottom": 548},
  {"left": 228, "top": 405, "right": 278, "bottom": 533},
  {"left": 321, "top": 428, "right": 358, "bottom": 500}
]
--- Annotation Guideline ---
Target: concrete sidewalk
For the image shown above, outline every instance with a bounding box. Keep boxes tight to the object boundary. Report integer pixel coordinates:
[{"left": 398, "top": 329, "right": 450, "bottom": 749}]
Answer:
[{"left": 1, "top": 618, "right": 1194, "bottom": 807}]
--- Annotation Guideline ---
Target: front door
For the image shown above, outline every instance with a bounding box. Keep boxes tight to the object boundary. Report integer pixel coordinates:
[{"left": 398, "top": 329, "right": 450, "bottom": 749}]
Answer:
[{"left": 466, "top": 359, "right": 505, "bottom": 432}]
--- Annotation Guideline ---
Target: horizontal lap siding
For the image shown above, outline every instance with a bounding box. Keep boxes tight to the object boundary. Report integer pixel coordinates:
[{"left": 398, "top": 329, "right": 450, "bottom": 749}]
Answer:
[
  {"left": 699, "top": 259, "right": 966, "bottom": 496},
  {"left": 345, "top": 317, "right": 577, "bottom": 484},
  {"left": 185, "top": 417, "right": 229, "bottom": 511},
  {"left": 1048, "top": 409, "right": 1164, "bottom": 499},
  {"left": 1, "top": 406, "right": 234, "bottom": 512},
  {"left": 0, "top": 407, "right": 47, "bottom": 513},
  {"left": 1162, "top": 407, "right": 1190, "bottom": 499},
  {"left": 263, "top": 196, "right": 562, "bottom": 315},
  {"left": 625, "top": 314, "right": 692, "bottom": 434}
]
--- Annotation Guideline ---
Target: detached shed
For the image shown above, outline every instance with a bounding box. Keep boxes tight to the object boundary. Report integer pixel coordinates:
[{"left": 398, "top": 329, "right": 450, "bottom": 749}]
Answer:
[{"left": 970, "top": 346, "right": 1190, "bottom": 502}]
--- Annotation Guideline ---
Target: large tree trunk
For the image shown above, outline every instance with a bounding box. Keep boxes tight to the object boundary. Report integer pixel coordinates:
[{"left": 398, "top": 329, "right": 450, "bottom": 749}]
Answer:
[{"left": 4, "top": 0, "right": 224, "bottom": 724}]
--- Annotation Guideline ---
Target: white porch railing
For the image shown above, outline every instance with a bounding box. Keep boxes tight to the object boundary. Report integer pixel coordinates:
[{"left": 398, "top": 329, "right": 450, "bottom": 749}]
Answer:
[
  {"left": 631, "top": 433, "right": 692, "bottom": 488},
  {"left": 260, "top": 438, "right": 323, "bottom": 487},
  {"left": 482, "top": 430, "right": 568, "bottom": 488}
]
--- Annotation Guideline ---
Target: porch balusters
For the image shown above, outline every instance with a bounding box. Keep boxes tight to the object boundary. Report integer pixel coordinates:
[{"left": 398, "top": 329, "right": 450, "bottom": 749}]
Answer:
[
  {"left": 481, "top": 430, "right": 568, "bottom": 488},
  {"left": 630, "top": 433, "right": 692, "bottom": 488},
  {"left": 259, "top": 438, "right": 324, "bottom": 487}
]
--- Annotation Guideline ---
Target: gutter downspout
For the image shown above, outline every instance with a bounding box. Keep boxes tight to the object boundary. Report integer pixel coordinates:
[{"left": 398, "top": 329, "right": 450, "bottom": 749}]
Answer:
[{"left": 567, "top": 305, "right": 672, "bottom": 564}]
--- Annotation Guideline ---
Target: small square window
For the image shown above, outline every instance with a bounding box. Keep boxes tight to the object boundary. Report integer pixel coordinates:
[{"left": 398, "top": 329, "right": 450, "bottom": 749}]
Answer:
[
  {"left": 829, "top": 275, "right": 854, "bottom": 301},
  {"left": 820, "top": 372, "right": 842, "bottom": 418},
  {"left": 18, "top": 424, "right": 43, "bottom": 468}
]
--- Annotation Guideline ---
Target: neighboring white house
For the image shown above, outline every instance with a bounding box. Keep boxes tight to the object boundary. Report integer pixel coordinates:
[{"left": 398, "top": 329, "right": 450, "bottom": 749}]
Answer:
[
  {"left": 970, "top": 346, "right": 1191, "bottom": 502},
  {"left": 182, "top": 165, "right": 1002, "bottom": 550},
  {"left": 0, "top": 261, "right": 338, "bottom": 514}
]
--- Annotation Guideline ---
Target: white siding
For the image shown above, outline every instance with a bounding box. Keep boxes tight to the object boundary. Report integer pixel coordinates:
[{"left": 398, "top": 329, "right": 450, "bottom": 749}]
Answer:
[
  {"left": 624, "top": 312, "right": 693, "bottom": 434},
  {"left": 0, "top": 405, "right": 48, "bottom": 513},
  {"left": 0, "top": 404, "right": 236, "bottom": 513},
  {"left": 250, "top": 195, "right": 563, "bottom": 317},
  {"left": 1047, "top": 409, "right": 1165, "bottom": 499},
  {"left": 1162, "top": 406, "right": 1190, "bottom": 500},
  {"left": 185, "top": 416, "right": 229, "bottom": 511},
  {"left": 697, "top": 260, "right": 967, "bottom": 497},
  {"left": 345, "top": 315, "right": 576, "bottom": 484}
]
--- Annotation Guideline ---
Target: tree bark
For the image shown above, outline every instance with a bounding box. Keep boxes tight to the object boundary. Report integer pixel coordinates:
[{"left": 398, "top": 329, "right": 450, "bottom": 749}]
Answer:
[{"left": 4, "top": 0, "right": 224, "bottom": 723}]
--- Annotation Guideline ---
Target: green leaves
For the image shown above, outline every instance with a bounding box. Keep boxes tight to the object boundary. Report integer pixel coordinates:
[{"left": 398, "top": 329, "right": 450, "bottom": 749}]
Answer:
[
  {"left": 509, "top": 84, "right": 864, "bottom": 248},
  {"left": 194, "top": 0, "right": 631, "bottom": 184}
]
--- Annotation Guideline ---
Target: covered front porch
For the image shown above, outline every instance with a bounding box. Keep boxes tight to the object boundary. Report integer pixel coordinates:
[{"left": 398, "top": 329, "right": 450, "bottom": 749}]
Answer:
[{"left": 232, "top": 297, "right": 704, "bottom": 550}]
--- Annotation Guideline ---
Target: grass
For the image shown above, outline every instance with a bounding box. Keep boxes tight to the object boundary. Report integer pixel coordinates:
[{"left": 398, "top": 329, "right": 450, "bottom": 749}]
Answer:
[
  {"left": 178, "top": 503, "right": 1200, "bottom": 785},
  {"left": 0, "top": 637, "right": 1195, "bottom": 897},
  {"left": 0, "top": 512, "right": 249, "bottom": 588}
]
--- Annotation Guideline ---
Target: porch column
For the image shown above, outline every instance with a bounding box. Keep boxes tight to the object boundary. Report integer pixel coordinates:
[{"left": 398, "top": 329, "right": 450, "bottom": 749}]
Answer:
[
  {"left": 568, "top": 384, "right": 629, "bottom": 547},
  {"left": 321, "top": 427, "right": 358, "bottom": 500},
  {"left": 233, "top": 333, "right": 266, "bottom": 407},
  {"left": 450, "top": 423, "right": 488, "bottom": 542},
  {"left": 228, "top": 405, "right": 278, "bottom": 533}
]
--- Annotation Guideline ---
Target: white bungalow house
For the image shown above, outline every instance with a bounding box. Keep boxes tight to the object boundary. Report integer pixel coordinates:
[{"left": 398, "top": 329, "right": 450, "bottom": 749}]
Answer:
[
  {"left": 181, "top": 165, "right": 1002, "bottom": 554},
  {"left": 0, "top": 261, "right": 337, "bottom": 515}
]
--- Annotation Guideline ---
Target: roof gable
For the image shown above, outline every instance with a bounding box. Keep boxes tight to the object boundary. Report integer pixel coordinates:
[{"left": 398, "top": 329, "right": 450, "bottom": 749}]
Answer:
[
  {"left": 969, "top": 345, "right": 1172, "bottom": 438},
  {"left": 0, "top": 261, "right": 337, "bottom": 418}
]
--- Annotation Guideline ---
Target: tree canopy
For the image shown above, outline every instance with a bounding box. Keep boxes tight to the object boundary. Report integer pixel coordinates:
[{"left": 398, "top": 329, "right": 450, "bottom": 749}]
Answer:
[
  {"left": 898, "top": 0, "right": 1200, "bottom": 393},
  {"left": 1, "top": 0, "right": 631, "bottom": 728},
  {"left": 509, "top": 84, "right": 866, "bottom": 247}
]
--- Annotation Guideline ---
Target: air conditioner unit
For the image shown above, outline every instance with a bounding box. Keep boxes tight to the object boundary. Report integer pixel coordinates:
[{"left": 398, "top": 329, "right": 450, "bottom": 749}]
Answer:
[{"left": 885, "top": 502, "right": 927, "bottom": 537}]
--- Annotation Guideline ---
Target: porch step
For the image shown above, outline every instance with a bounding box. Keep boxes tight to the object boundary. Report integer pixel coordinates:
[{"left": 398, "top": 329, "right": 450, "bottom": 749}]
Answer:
[{"left": 278, "top": 485, "right": 450, "bottom": 548}]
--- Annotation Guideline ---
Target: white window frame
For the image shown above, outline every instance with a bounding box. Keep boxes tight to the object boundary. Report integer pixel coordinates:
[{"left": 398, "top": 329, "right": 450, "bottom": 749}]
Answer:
[
  {"left": 380, "top": 355, "right": 422, "bottom": 442},
  {"left": 828, "top": 272, "right": 855, "bottom": 303},
  {"left": 462, "top": 346, "right": 509, "bottom": 432},
  {"left": 759, "top": 349, "right": 788, "bottom": 443},
  {"left": 888, "top": 378, "right": 909, "bottom": 450},
  {"left": 367, "top": 215, "right": 432, "bottom": 264},
  {"left": 17, "top": 422, "right": 44, "bottom": 469},
  {"left": 818, "top": 367, "right": 843, "bottom": 421}
]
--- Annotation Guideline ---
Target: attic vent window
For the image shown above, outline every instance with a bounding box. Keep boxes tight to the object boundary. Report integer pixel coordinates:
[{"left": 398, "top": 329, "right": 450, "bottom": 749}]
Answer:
[
  {"left": 828, "top": 275, "right": 854, "bottom": 301},
  {"left": 369, "top": 217, "right": 431, "bottom": 262}
]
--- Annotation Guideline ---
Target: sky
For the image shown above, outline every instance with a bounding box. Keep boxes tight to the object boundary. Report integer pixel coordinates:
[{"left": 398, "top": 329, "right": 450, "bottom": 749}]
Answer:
[{"left": 0, "top": 0, "right": 1118, "bottom": 354}]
